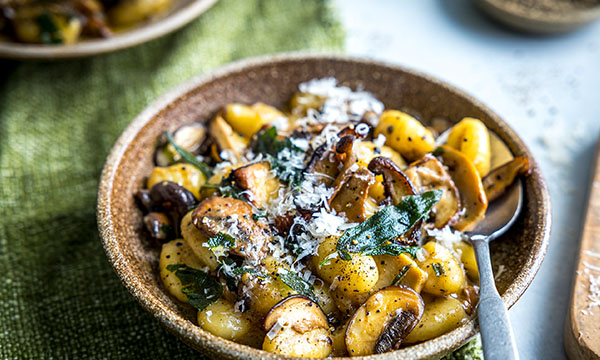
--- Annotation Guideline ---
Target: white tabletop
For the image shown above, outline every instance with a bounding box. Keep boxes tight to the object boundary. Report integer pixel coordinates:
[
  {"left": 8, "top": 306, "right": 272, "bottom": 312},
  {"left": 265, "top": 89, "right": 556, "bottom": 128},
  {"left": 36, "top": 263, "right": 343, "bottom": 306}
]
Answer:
[{"left": 335, "top": 0, "right": 600, "bottom": 358}]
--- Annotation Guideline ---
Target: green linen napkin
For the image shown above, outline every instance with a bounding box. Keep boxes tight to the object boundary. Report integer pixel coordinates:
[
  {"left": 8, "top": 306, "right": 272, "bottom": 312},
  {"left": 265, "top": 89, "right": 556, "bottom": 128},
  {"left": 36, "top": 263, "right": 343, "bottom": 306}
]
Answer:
[{"left": 0, "top": 0, "right": 481, "bottom": 358}]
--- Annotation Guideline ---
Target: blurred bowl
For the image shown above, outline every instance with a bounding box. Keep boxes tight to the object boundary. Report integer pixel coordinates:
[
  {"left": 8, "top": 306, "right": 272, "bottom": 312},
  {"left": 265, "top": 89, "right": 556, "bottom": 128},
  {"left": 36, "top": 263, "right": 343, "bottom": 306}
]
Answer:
[
  {"left": 474, "top": 0, "right": 600, "bottom": 33},
  {"left": 0, "top": 0, "right": 218, "bottom": 60},
  {"left": 97, "top": 53, "right": 552, "bottom": 359}
]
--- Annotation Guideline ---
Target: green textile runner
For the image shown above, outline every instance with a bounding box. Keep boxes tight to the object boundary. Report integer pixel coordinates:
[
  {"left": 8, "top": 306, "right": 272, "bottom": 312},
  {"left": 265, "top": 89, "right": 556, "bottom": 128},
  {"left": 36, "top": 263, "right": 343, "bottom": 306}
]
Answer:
[{"left": 0, "top": 0, "right": 481, "bottom": 358}]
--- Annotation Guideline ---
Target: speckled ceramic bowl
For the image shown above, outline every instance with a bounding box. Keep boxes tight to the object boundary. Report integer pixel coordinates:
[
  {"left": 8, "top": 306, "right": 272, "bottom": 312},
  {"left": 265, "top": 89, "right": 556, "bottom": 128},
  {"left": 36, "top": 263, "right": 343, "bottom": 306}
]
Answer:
[
  {"left": 97, "top": 53, "right": 551, "bottom": 360},
  {"left": 474, "top": 0, "right": 600, "bottom": 33},
  {"left": 0, "top": 0, "right": 218, "bottom": 60}
]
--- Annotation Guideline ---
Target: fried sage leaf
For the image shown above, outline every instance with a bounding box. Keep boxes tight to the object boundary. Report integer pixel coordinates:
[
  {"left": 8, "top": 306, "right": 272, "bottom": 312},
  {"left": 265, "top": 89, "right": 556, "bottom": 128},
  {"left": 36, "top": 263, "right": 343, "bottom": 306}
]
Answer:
[
  {"left": 207, "top": 232, "right": 236, "bottom": 248},
  {"left": 255, "top": 127, "right": 304, "bottom": 186},
  {"left": 278, "top": 268, "right": 316, "bottom": 301},
  {"left": 337, "top": 190, "right": 442, "bottom": 259},
  {"left": 166, "top": 264, "right": 222, "bottom": 310},
  {"left": 165, "top": 131, "right": 213, "bottom": 178}
]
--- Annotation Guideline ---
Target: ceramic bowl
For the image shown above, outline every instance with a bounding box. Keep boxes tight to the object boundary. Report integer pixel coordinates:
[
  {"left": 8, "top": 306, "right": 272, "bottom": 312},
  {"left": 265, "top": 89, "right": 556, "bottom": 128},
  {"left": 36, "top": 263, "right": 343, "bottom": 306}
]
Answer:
[
  {"left": 474, "top": 0, "right": 600, "bottom": 34},
  {"left": 97, "top": 53, "right": 552, "bottom": 359},
  {"left": 0, "top": 0, "right": 218, "bottom": 60}
]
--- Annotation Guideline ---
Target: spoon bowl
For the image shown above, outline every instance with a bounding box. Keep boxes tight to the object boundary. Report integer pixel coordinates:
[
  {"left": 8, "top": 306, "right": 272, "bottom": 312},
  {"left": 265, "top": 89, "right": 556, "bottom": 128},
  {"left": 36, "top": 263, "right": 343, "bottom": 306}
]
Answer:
[
  {"left": 469, "top": 180, "right": 523, "bottom": 240},
  {"left": 468, "top": 179, "right": 524, "bottom": 360}
]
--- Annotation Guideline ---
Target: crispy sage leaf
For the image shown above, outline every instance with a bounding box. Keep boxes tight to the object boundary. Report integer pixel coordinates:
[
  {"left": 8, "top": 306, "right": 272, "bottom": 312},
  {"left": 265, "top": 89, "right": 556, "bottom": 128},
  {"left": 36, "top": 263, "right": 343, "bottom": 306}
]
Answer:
[
  {"left": 207, "top": 232, "right": 236, "bottom": 248},
  {"left": 166, "top": 264, "right": 222, "bottom": 310},
  {"left": 164, "top": 131, "right": 213, "bottom": 178},
  {"left": 278, "top": 269, "right": 316, "bottom": 301},
  {"left": 256, "top": 127, "right": 303, "bottom": 186},
  {"left": 337, "top": 190, "right": 442, "bottom": 259}
]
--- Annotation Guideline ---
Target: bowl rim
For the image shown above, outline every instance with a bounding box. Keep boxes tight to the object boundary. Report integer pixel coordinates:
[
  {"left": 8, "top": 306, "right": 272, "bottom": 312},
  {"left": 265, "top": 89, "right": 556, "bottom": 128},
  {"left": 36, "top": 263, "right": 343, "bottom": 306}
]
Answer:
[
  {"left": 97, "top": 52, "right": 552, "bottom": 359},
  {"left": 0, "top": 0, "right": 218, "bottom": 60}
]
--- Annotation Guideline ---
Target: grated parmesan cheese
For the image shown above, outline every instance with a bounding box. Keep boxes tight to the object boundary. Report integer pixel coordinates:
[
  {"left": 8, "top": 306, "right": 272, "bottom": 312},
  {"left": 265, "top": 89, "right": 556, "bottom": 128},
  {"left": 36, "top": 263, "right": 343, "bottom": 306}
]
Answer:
[
  {"left": 373, "top": 133, "right": 386, "bottom": 147},
  {"left": 266, "top": 319, "right": 286, "bottom": 340},
  {"left": 298, "top": 78, "right": 384, "bottom": 124},
  {"left": 426, "top": 227, "right": 467, "bottom": 259}
]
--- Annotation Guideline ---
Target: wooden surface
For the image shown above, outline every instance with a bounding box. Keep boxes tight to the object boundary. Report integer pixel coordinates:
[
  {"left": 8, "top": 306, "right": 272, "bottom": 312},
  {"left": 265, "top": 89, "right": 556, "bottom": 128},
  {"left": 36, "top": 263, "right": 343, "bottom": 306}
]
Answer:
[{"left": 565, "top": 138, "right": 600, "bottom": 360}]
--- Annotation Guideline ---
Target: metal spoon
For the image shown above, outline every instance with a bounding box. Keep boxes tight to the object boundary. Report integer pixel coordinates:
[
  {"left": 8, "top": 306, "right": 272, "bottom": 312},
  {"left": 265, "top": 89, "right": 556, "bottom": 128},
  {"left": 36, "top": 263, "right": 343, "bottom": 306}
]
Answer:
[{"left": 467, "top": 180, "right": 522, "bottom": 360}]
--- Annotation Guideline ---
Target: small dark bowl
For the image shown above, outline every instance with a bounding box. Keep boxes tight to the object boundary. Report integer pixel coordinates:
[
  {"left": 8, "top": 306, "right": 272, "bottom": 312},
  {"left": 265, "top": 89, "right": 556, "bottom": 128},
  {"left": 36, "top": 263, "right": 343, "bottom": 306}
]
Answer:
[{"left": 97, "top": 54, "right": 551, "bottom": 359}]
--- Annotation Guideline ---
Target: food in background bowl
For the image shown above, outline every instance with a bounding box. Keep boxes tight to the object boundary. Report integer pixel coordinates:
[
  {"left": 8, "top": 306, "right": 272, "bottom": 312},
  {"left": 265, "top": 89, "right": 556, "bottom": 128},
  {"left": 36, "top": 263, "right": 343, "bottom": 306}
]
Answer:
[
  {"left": 0, "top": 0, "right": 172, "bottom": 44},
  {"left": 135, "top": 78, "right": 530, "bottom": 357}
]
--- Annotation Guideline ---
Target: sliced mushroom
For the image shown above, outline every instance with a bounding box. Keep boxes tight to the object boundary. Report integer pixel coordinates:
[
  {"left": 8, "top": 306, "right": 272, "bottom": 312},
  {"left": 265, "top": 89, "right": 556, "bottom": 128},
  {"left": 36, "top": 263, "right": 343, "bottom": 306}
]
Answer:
[
  {"left": 305, "top": 134, "right": 357, "bottom": 188},
  {"left": 263, "top": 295, "right": 332, "bottom": 358},
  {"left": 330, "top": 167, "right": 375, "bottom": 223},
  {"left": 404, "top": 155, "right": 461, "bottom": 228},
  {"left": 229, "top": 161, "right": 280, "bottom": 207},
  {"left": 345, "top": 286, "right": 425, "bottom": 356},
  {"left": 435, "top": 146, "right": 488, "bottom": 231},
  {"left": 367, "top": 156, "right": 417, "bottom": 204},
  {"left": 155, "top": 123, "right": 207, "bottom": 166},
  {"left": 191, "top": 196, "right": 270, "bottom": 260},
  {"left": 367, "top": 157, "right": 421, "bottom": 244},
  {"left": 143, "top": 212, "right": 174, "bottom": 240},
  {"left": 149, "top": 181, "right": 198, "bottom": 233},
  {"left": 304, "top": 143, "right": 342, "bottom": 187},
  {"left": 483, "top": 156, "right": 530, "bottom": 202},
  {"left": 209, "top": 115, "right": 248, "bottom": 164},
  {"left": 264, "top": 295, "right": 329, "bottom": 334}
]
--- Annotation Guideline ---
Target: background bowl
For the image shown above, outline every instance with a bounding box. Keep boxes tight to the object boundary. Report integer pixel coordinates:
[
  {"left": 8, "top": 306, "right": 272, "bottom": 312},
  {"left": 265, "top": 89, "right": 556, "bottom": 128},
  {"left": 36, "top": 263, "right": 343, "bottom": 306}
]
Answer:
[
  {"left": 0, "top": 0, "right": 218, "bottom": 60},
  {"left": 97, "top": 53, "right": 551, "bottom": 359},
  {"left": 473, "top": 0, "right": 600, "bottom": 34}
]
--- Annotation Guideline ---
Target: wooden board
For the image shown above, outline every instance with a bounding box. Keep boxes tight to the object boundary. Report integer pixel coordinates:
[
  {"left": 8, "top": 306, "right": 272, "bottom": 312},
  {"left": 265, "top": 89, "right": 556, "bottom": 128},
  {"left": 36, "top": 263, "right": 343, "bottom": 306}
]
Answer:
[{"left": 565, "top": 137, "right": 600, "bottom": 360}]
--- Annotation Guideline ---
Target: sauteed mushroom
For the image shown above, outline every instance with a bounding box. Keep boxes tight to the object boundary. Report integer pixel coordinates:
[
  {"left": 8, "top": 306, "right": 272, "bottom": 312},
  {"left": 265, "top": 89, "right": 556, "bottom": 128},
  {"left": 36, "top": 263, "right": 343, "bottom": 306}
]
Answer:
[
  {"left": 230, "top": 161, "right": 280, "bottom": 207},
  {"left": 483, "top": 156, "right": 530, "bottom": 202},
  {"left": 330, "top": 167, "right": 375, "bottom": 223},
  {"left": 345, "top": 286, "right": 425, "bottom": 356},
  {"left": 149, "top": 181, "right": 198, "bottom": 232},
  {"left": 367, "top": 157, "right": 416, "bottom": 204},
  {"left": 262, "top": 296, "right": 332, "bottom": 358},
  {"left": 191, "top": 197, "right": 270, "bottom": 260},
  {"left": 209, "top": 115, "right": 248, "bottom": 163},
  {"left": 404, "top": 155, "right": 461, "bottom": 228},
  {"left": 435, "top": 146, "right": 488, "bottom": 232}
]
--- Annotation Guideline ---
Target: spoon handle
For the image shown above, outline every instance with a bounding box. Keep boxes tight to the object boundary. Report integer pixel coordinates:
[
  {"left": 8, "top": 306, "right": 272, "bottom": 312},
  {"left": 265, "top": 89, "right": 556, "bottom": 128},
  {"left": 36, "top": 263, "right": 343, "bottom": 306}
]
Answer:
[{"left": 472, "top": 237, "right": 520, "bottom": 360}]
